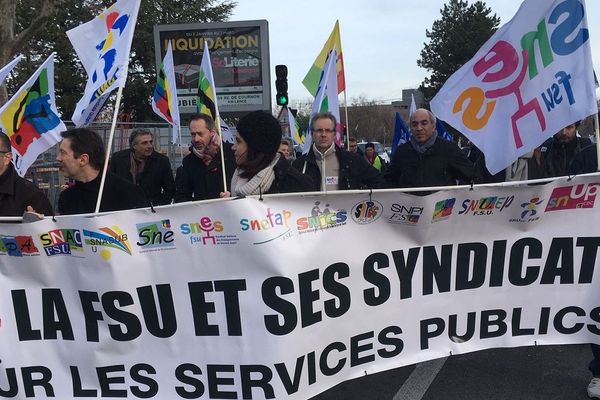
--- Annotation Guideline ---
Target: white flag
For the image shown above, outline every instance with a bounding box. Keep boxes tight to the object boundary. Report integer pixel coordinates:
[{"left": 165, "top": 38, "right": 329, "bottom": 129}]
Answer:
[
  {"left": 0, "top": 54, "right": 66, "bottom": 176},
  {"left": 67, "top": 0, "right": 141, "bottom": 127},
  {"left": 430, "top": 0, "right": 598, "bottom": 174},
  {"left": 304, "top": 49, "right": 340, "bottom": 154},
  {"left": 0, "top": 55, "right": 23, "bottom": 86},
  {"left": 410, "top": 93, "right": 417, "bottom": 116},
  {"left": 152, "top": 42, "right": 181, "bottom": 143}
]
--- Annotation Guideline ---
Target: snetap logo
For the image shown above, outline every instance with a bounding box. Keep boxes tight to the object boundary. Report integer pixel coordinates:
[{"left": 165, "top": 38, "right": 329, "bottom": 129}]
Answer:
[
  {"left": 352, "top": 200, "right": 382, "bottom": 225},
  {"left": 388, "top": 204, "right": 424, "bottom": 225},
  {"left": 458, "top": 196, "right": 514, "bottom": 216},
  {"left": 83, "top": 226, "right": 132, "bottom": 260},
  {"left": 296, "top": 201, "right": 347, "bottom": 234},
  {"left": 181, "top": 216, "right": 239, "bottom": 246},
  {"left": 0, "top": 235, "right": 39, "bottom": 257},
  {"left": 136, "top": 219, "right": 175, "bottom": 252},
  {"left": 39, "top": 229, "right": 83, "bottom": 257},
  {"left": 432, "top": 198, "right": 456, "bottom": 223},
  {"left": 510, "top": 196, "right": 544, "bottom": 223},
  {"left": 545, "top": 183, "right": 599, "bottom": 212},
  {"left": 239, "top": 208, "right": 293, "bottom": 245}
]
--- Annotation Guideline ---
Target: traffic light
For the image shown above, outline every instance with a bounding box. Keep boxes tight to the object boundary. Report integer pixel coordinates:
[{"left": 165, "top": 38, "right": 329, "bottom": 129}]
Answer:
[{"left": 275, "top": 65, "right": 288, "bottom": 106}]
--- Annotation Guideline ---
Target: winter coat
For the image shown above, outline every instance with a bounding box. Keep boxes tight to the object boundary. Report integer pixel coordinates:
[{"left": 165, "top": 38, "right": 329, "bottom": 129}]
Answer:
[{"left": 0, "top": 164, "right": 53, "bottom": 217}]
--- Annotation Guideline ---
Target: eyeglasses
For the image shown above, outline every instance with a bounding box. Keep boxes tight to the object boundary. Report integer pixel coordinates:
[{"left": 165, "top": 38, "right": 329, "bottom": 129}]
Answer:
[{"left": 314, "top": 128, "right": 335, "bottom": 134}]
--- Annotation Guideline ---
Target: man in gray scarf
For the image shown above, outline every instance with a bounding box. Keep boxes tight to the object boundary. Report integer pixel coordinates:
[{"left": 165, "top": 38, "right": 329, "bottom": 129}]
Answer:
[{"left": 385, "top": 109, "right": 479, "bottom": 188}]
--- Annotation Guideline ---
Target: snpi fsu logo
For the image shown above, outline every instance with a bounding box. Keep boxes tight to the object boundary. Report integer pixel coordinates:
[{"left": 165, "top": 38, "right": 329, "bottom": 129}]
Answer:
[
  {"left": 352, "top": 200, "right": 382, "bottom": 225},
  {"left": 0, "top": 235, "right": 39, "bottom": 257},
  {"left": 388, "top": 204, "right": 424, "bottom": 225},
  {"left": 136, "top": 219, "right": 175, "bottom": 252},
  {"left": 83, "top": 226, "right": 132, "bottom": 260}
]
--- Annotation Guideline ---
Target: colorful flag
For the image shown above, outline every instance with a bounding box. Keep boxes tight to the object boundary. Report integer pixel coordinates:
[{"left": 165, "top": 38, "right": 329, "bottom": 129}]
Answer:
[
  {"left": 430, "top": 0, "right": 598, "bottom": 175},
  {"left": 391, "top": 112, "right": 411, "bottom": 154},
  {"left": 0, "top": 53, "right": 66, "bottom": 177},
  {"left": 152, "top": 42, "right": 180, "bottom": 143},
  {"left": 436, "top": 118, "right": 454, "bottom": 142},
  {"left": 196, "top": 42, "right": 219, "bottom": 121},
  {"left": 410, "top": 93, "right": 417, "bottom": 116},
  {"left": 288, "top": 108, "right": 305, "bottom": 146},
  {"left": 302, "top": 20, "right": 345, "bottom": 96},
  {"left": 304, "top": 49, "right": 341, "bottom": 154},
  {"left": 67, "top": 0, "right": 141, "bottom": 127},
  {"left": 0, "top": 55, "right": 23, "bottom": 86}
]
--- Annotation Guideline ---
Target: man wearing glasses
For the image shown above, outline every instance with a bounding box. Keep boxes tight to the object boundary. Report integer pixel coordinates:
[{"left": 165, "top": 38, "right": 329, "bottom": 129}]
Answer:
[
  {"left": 0, "top": 132, "right": 53, "bottom": 217},
  {"left": 293, "top": 112, "right": 383, "bottom": 191},
  {"left": 385, "top": 108, "right": 477, "bottom": 188}
]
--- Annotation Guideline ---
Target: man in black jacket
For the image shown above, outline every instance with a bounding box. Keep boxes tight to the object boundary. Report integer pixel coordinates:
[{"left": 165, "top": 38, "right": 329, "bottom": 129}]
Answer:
[
  {"left": 109, "top": 129, "right": 175, "bottom": 206},
  {"left": 292, "top": 112, "right": 383, "bottom": 191},
  {"left": 174, "top": 113, "right": 235, "bottom": 202},
  {"left": 386, "top": 109, "right": 477, "bottom": 188},
  {"left": 0, "top": 132, "right": 53, "bottom": 217},
  {"left": 56, "top": 128, "right": 148, "bottom": 215},
  {"left": 539, "top": 121, "right": 590, "bottom": 178}
]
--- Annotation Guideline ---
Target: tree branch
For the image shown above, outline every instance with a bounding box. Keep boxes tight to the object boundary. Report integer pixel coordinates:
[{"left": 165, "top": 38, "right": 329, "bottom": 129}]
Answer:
[{"left": 10, "top": 0, "right": 67, "bottom": 54}]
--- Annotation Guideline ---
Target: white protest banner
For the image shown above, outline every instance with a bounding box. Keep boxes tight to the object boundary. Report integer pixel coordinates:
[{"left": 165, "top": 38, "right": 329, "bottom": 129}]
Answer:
[
  {"left": 430, "top": 0, "right": 598, "bottom": 175},
  {"left": 1, "top": 177, "right": 600, "bottom": 399}
]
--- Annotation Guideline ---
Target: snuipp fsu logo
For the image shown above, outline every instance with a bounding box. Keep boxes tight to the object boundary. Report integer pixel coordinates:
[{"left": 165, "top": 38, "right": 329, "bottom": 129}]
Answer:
[
  {"left": 136, "top": 219, "right": 175, "bottom": 252},
  {"left": 545, "top": 183, "right": 599, "bottom": 212}
]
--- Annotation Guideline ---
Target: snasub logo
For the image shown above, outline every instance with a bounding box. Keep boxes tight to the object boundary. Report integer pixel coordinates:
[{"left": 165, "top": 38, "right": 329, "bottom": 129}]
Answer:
[
  {"left": 136, "top": 219, "right": 175, "bottom": 251},
  {"left": 181, "top": 216, "right": 239, "bottom": 246},
  {"left": 510, "top": 196, "right": 544, "bottom": 223},
  {"left": 458, "top": 196, "right": 514, "bottom": 216},
  {"left": 296, "top": 201, "right": 347, "bottom": 234},
  {"left": 239, "top": 208, "right": 293, "bottom": 245},
  {"left": 0, "top": 235, "right": 39, "bottom": 257},
  {"left": 39, "top": 229, "right": 83, "bottom": 257},
  {"left": 432, "top": 198, "right": 456, "bottom": 222},
  {"left": 388, "top": 204, "right": 424, "bottom": 225},
  {"left": 352, "top": 200, "right": 382, "bottom": 225},
  {"left": 545, "top": 183, "right": 599, "bottom": 212},
  {"left": 83, "top": 226, "right": 132, "bottom": 260}
]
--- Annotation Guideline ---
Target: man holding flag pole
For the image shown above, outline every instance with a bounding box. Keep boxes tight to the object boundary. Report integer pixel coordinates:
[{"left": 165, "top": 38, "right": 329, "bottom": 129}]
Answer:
[{"left": 174, "top": 41, "right": 235, "bottom": 202}]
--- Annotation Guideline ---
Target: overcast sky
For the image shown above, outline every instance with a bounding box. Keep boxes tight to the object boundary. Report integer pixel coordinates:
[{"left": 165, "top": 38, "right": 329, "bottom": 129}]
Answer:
[{"left": 231, "top": 0, "right": 600, "bottom": 106}]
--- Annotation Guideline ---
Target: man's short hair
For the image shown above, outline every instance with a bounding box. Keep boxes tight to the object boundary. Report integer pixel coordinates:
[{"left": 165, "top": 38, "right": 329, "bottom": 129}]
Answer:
[
  {"left": 310, "top": 112, "right": 337, "bottom": 131},
  {"left": 61, "top": 128, "right": 105, "bottom": 171},
  {"left": 188, "top": 113, "right": 215, "bottom": 131},
  {"left": 349, "top": 137, "right": 357, "bottom": 143},
  {"left": 410, "top": 109, "right": 436, "bottom": 126},
  {"left": 0, "top": 132, "right": 10, "bottom": 152},
  {"left": 129, "top": 128, "right": 153, "bottom": 148}
]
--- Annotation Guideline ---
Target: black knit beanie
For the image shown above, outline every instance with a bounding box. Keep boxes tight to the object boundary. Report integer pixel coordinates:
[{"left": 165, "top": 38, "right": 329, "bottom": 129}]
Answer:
[{"left": 236, "top": 111, "right": 282, "bottom": 155}]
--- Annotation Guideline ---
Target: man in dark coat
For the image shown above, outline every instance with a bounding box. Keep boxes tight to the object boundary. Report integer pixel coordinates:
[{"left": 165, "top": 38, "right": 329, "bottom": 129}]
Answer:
[
  {"left": 386, "top": 109, "right": 478, "bottom": 188},
  {"left": 56, "top": 128, "right": 148, "bottom": 215},
  {"left": 174, "top": 113, "right": 236, "bottom": 202},
  {"left": 0, "top": 132, "right": 53, "bottom": 217},
  {"left": 539, "top": 121, "right": 590, "bottom": 178},
  {"left": 109, "top": 129, "right": 175, "bottom": 206},
  {"left": 292, "top": 112, "right": 383, "bottom": 191}
]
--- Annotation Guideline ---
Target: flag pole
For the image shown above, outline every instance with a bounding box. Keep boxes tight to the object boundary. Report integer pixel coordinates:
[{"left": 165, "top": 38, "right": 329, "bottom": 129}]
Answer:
[
  {"left": 216, "top": 115, "right": 228, "bottom": 193},
  {"left": 343, "top": 91, "right": 350, "bottom": 150},
  {"left": 95, "top": 84, "right": 125, "bottom": 213},
  {"left": 595, "top": 111, "right": 599, "bottom": 171}
]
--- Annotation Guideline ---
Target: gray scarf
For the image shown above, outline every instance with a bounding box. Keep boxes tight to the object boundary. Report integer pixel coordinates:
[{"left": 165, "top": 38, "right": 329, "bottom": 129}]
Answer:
[
  {"left": 231, "top": 153, "right": 280, "bottom": 196},
  {"left": 410, "top": 131, "right": 438, "bottom": 154}
]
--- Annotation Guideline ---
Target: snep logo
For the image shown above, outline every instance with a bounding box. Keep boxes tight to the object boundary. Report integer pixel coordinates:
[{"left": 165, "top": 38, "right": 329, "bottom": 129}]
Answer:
[
  {"left": 458, "top": 196, "right": 514, "bottom": 216},
  {"left": 239, "top": 208, "right": 292, "bottom": 245},
  {"left": 0, "top": 235, "right": 39, "bottom": 257},
  {"left": 545, "top": 183, "right": 599, "bottom": 212},
  {"left": 181, "top": 216, "right": 239, "bottom": 246},
  {"left": 83, "top": 226, "right": 132, "bottom": 260},
  {"left": 352, "top": 200, "right": 382, "bottom": 225},
  {"left": 296, "top": 201, "right": 347, "bottom": 234},
  {"left": 39, "top": 229, "right": 83, "bottom": 257},
  {"left": 432, "top": 198, "right": 455, "bottom": 223},
  {"left": 510, "top": 196, "right": 544, "bottom": 223},
  {"left": 388, "top": 203, "right": 424, "bottom": 225},
  {"left": 136, "top": 220, "right": 175, "bottom": 252}
]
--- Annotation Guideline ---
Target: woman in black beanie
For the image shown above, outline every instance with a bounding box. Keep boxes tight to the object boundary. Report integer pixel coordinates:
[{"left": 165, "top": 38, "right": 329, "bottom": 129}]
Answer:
[{"left": 223, "top": 110, "right": 312, "bottom": 196}]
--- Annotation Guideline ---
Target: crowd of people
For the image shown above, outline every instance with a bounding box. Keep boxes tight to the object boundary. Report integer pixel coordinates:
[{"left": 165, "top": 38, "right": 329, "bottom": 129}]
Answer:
[{"left": 0, "top": 107, "right": 599, "bottom": 396}]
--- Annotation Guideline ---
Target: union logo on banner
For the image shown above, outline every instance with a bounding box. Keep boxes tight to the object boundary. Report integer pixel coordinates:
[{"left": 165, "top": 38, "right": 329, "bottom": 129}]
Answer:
[{"left": 545, "top": 183, "right": 599, "bottom": 212}]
